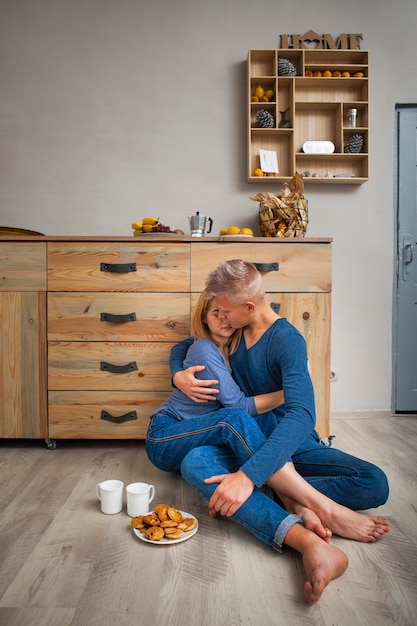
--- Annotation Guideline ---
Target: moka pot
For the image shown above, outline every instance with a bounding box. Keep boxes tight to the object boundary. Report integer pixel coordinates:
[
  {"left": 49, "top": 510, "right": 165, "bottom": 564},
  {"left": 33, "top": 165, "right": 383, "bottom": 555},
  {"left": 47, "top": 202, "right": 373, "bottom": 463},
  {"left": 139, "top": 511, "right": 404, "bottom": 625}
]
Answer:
[{"left": 188, "top": 211, "right": 213, "bottom": 236}]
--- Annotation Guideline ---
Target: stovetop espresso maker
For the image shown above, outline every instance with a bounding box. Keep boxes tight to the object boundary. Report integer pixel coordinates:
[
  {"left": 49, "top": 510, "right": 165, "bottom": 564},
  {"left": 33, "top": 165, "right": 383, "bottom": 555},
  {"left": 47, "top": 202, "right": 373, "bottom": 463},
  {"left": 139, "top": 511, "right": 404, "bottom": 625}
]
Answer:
[{"left": 188, "top": 211, "right": 213, "bottom": 237}]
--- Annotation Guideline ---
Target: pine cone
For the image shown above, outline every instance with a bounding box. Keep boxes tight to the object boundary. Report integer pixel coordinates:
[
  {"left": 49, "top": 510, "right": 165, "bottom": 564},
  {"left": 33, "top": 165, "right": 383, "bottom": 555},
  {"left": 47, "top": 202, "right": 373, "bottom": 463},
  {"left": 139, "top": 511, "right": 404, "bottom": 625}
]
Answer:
[
  {"left": 278, "top": 58, "right": 297, "bottom": 76},
  {"left": 344, "top": 133, "right": 364, "bottom": 153},
  {"left": 256, "top": 109, "right": 275, "bottom": 128}
]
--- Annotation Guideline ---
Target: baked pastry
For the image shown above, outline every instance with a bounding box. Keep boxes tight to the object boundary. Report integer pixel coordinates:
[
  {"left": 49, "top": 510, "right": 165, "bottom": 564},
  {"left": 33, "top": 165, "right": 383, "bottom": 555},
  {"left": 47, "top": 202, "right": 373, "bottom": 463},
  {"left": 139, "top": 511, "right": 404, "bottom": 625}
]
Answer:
[
  {"left": 167, "top": 507, "right": 183, "bottom": 524},
  {"left": 145, "top": 526, "right": 165, "bottom": 541}
]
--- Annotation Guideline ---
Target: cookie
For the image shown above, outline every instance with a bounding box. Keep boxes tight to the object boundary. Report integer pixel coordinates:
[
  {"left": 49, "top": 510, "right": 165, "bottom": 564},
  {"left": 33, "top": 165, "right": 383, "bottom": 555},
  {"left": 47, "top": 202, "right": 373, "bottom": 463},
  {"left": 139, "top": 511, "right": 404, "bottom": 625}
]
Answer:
[
  {"left": 154, "top": 504, "right": 170, "bottom": 521},
  {"left": 164, "top": 527, "right": 184, "bottom": 540},
  {"left": 131, "top": 516, "right": 146, "bottom": 529},
  {"left": 145, "top": 526, "right": 165, "bottom": 541},
  {"left": 178, "top": 517, "right": 197, "bottom": 532},
  {"left": 142, "top": 514, "right": 160, "bottom": 526},
  {"left": 167, "top": 507, "right": 183, "bottom": 524},
  {"left": 160, "top": 520, "right": 178, "bottom": 528}
]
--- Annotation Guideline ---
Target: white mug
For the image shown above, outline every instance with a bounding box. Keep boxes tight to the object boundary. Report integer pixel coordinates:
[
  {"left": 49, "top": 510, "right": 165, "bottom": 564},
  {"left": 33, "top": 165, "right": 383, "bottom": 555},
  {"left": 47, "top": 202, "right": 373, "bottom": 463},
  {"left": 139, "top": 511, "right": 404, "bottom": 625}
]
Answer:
[
  {"left": 96, "top": 479, "right": 124, "bottom": 514},
  {"left": 126, "top": 482, "right": 155, "bottom": 517}
]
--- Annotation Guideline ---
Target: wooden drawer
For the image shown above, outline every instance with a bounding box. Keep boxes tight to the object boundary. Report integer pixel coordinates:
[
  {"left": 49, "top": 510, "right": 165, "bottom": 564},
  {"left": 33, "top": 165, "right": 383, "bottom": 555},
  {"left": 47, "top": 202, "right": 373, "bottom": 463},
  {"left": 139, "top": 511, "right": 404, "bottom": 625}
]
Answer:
[
  {"left": 48, "top": 342, "right": 174, "bottom": 391},
  {"left": 190, "top": 242, "right": 331, "bottom": 293},
  {"left": 47, "top": 243, "right": 190, "bottom": 292},
  {"left": 0, "top": 243, "right": 46, "bottom": 291},
  {"left": 48, "top": 292, "right": 190, "bottom": 341},
  {"left": 48, "top": 390, "right": 169, "bottom": 439}
]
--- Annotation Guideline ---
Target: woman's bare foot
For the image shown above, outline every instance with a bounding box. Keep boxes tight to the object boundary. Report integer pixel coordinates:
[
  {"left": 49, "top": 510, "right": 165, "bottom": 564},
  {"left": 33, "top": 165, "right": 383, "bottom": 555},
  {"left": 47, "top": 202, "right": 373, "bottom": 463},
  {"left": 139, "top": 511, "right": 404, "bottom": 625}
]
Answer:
[
  {"left": 295, "top": 505, "right": 332, "bottom": 543},
  {"left": 319, "top": 507, "right": 389, "bottom": 543},
  {"left": 302, "top": 539, "right": 349, "bottom": 603},
  {"left": 280, "top": 495, "right": 332, "bottom": 542}
]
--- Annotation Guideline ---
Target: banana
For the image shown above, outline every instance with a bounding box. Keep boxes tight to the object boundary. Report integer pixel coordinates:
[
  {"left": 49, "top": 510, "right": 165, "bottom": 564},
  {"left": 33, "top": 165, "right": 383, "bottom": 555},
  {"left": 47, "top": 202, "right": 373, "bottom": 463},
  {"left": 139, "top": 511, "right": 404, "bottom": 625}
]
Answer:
[
  {"left": 133, "top": 229, "right": 143, "bottom": 236},
  {"left": 142, "top": 217, "right": 159, "bottom": 226}
]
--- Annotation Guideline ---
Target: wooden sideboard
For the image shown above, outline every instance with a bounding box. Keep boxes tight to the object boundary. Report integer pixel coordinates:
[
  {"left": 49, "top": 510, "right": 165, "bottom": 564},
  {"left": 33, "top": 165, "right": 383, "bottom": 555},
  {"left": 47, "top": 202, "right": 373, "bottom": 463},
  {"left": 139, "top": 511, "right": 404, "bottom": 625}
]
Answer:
[{"left": 0, "top": 236, "right": 332, "bottom": 445}]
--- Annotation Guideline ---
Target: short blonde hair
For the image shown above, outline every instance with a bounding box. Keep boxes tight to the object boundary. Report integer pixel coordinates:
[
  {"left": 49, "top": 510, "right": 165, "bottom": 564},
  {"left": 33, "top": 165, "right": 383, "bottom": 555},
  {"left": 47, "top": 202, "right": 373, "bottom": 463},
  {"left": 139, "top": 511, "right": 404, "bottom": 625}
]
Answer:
[
  {"left": 205, "top": 259, "right": 265, "bottom": 304},
  {"left": 191, "top": 290, "right": 242, "bottom": 355}
]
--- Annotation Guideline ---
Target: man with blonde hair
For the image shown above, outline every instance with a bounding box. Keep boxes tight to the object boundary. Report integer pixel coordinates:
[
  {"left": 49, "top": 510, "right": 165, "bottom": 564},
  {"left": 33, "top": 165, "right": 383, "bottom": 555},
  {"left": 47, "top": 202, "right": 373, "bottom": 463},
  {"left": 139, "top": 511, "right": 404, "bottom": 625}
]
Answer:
[{"left": 171, "top": 260, "right": 389, "bottom": 603}]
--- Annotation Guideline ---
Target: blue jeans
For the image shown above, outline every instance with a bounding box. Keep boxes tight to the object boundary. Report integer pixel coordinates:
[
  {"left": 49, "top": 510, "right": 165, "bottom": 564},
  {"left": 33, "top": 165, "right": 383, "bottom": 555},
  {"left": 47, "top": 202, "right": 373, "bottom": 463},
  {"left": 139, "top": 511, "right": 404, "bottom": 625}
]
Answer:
[
  {"left": 146, "top": 409, "right": 389, "bottom": 550},
  {"left": 146, "top": 408, "right": 302, "bottom": 550}
]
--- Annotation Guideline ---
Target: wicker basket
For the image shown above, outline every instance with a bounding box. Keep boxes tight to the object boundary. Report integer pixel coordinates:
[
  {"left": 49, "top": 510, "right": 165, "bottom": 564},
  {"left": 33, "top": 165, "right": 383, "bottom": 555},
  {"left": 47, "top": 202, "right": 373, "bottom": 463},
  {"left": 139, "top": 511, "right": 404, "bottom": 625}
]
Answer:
[{"left": 258, "top": 199, "right": 308, "bottom": 238}]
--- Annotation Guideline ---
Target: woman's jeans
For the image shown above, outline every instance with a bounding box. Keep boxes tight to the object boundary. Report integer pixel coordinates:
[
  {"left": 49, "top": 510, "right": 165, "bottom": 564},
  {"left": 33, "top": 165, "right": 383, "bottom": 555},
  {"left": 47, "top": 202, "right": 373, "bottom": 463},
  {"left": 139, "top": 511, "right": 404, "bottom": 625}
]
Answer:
[{"left": 146, "top": 409, "right": 389, "bottom": 551}]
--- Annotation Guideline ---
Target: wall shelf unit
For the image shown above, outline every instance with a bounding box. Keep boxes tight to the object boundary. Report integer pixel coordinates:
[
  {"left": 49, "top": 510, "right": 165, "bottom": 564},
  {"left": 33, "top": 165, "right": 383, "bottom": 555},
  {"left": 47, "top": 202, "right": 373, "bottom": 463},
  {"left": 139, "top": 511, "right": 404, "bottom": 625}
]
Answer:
[{"left": 247, "top": 48, "right": 369, "bottom": 184}]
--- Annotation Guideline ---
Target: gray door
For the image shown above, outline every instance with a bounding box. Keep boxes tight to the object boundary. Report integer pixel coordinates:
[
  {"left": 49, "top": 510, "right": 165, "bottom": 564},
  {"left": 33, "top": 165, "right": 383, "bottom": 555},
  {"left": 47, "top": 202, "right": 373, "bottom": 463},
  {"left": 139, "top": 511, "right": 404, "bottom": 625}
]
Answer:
[{"left": 393, "top": 105, "right": 417, "bottom": 412}]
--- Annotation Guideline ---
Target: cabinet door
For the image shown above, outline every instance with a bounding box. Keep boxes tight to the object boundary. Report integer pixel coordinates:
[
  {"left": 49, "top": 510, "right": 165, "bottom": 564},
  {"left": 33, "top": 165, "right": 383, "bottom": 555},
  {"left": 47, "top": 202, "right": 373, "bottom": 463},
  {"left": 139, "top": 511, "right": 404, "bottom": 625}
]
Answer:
[
  {"left": 0, "top": 292, "right": 47, "bottom": 438},
  {"left": 266, "top": 293, "right": 330, "bottom": 436}
]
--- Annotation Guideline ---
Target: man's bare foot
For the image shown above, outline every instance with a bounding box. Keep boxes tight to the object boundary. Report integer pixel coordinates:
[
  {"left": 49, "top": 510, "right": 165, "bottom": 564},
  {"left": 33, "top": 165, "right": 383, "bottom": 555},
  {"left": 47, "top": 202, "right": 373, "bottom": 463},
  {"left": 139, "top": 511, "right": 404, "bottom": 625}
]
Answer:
[
  {"left": 320, "top": 508, "right": 389, "bottom": 543},
  {"left": 302, "top": 539, "right": 349, "bottom": 603},
  {"left": 285, "top": 523, "right": 348, "bottom": 603}
]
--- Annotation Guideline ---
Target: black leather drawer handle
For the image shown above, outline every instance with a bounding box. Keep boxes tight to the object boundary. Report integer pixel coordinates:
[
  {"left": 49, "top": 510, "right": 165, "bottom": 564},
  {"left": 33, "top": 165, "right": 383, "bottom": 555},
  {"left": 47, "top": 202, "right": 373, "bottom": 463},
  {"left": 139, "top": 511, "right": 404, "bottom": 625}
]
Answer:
[
  {"left": 100, "top": 410, "right": 138, "bottom": 424},
  {"left": 270, "top": 302, "right": 281, "bottom": 314},
  {"left": 100, "top": 361, "right": 138, "bottom": 374},
  {"left": 100, "top": 312, "right": 137, "bottom": 323},
  {"left": 100, "top": 262, "right": 137, "bottom": 273},
  {"left": 252, "top": 262, "right": 279, "bottom": 273}
]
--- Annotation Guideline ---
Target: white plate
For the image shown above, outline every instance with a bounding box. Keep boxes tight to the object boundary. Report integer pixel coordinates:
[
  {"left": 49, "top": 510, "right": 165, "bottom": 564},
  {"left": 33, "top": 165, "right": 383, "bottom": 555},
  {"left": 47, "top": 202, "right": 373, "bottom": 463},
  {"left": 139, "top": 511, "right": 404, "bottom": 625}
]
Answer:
[
  {"left": 134, "top": 232, "right": 183, "bottom": 237},
  {"left": 221, "top": 234, "right": 254, "bottom": 238},
  {"left": 132, "top": 510, "right": 198, "bottom": 545}
]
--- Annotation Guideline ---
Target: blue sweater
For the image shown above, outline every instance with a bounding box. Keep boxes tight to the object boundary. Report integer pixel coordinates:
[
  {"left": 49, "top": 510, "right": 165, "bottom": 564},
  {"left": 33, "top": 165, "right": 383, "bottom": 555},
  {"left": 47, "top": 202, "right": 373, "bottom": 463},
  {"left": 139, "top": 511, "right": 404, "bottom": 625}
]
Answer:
[
  {"left": 152, "top": 338, "right": 257, "bottom": 420},
  {"left": 170, "top": 318, "right": 317, "bottom": 485}
]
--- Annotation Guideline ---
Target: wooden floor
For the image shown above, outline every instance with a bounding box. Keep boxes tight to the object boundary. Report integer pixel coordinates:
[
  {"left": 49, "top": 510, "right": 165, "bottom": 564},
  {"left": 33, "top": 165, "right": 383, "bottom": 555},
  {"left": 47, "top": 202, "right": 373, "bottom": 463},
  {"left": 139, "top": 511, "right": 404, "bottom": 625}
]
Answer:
[{"left": 0, "top": 412, "right": 416, "bottom": 626}]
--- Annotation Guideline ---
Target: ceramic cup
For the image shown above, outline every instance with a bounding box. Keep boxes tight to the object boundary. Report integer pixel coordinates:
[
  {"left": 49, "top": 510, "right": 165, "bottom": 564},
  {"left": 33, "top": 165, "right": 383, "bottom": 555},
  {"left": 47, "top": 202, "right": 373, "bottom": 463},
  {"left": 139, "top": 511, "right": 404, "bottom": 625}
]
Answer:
[
  {"left": 126, "top": 482, "right": 155, "bottom": 517},
  {"left": 96, "top": 479, "right": 124, "bottom": 514}
]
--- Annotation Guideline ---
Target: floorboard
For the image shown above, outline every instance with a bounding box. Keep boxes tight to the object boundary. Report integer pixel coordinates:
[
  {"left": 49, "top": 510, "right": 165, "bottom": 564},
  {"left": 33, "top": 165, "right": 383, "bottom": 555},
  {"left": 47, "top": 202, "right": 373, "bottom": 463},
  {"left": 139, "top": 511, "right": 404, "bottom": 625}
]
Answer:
[{"left": 0, "top": 412, "right": 416, "bottom": 625}]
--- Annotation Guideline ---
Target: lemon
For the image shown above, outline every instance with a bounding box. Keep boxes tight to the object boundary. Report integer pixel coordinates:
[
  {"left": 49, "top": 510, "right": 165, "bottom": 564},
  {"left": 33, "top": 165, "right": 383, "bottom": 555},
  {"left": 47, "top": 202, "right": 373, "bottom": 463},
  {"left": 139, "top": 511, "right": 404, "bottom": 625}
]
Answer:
[
  {"left": 313, "top": 71, "right": 322, "bottom": 77},
  {"left": 219, "top": 229, "right": 227, "bottom": 236},
  {"left": 265, "top": 89, "right": 274, "bottom": 100},
  {"left": 332, "top": 71, "right": 341, "bottom": 77},
  {"left": 353, "top": 71, "right": 364, "bottom": 78},
  {"left": 305, "top": 70, "right": 313, "bottom": 77},
  {"left": 226, "top": 226, "right": 241, "bottom": 235},
  {"left": 253, "top": 168, "right": 264, "bottom": 177},
  {"left": 254, "top": 85, "right": 264, "bottom": 98},
  {"left": 240, "top": 228, "right": 254, "bottom": 236},
  {"left": 251, "top": 96, "right": 259, "bottom": 102},
  {"left": 323, "top": 70, "right": 332, "bottom": 78},
  {"left": 341, "top": 71, "right": 350, "bottom": 78}
]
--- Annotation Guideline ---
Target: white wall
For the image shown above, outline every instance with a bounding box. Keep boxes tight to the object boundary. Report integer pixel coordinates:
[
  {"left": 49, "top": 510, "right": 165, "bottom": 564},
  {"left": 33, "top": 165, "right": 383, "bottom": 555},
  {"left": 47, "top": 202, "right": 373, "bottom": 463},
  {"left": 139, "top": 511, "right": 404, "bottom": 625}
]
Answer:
[{"left": 1, "top": 0, "right": 416, "bottom": 411}]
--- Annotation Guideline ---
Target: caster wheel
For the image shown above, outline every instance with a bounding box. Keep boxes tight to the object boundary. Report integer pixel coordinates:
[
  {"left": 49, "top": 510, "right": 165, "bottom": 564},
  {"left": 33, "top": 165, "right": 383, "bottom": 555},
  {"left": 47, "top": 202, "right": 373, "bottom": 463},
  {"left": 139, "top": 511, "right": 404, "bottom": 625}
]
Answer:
[{"left": 45, "top": 438, "right": 57, "bottom": 450}]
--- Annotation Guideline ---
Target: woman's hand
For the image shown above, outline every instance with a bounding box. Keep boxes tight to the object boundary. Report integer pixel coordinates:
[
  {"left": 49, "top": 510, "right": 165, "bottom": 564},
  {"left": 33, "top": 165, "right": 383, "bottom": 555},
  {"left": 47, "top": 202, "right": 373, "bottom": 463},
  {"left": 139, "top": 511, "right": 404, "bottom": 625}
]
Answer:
[
  {"left": 204, "top": 470, "right": 255, "bottom": 517},
  {"left": 173, "top": 366, "right": 219, "bottom": 402}
]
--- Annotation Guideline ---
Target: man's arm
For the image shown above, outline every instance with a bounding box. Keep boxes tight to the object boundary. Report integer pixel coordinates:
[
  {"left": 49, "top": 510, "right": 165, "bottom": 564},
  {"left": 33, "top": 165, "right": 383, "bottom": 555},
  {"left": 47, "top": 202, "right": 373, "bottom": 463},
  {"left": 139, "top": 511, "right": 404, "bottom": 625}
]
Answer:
[{"left": 170, "top": 338, "right": 219, "bottom": 403}]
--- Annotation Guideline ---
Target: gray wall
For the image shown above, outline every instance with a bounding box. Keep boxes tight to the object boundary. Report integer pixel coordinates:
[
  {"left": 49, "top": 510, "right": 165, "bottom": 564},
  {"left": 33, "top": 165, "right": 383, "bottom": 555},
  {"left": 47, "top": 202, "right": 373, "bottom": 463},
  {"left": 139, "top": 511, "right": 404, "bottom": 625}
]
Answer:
[{"left": 1, "top": 0, "right": 416, "bottom": 412}]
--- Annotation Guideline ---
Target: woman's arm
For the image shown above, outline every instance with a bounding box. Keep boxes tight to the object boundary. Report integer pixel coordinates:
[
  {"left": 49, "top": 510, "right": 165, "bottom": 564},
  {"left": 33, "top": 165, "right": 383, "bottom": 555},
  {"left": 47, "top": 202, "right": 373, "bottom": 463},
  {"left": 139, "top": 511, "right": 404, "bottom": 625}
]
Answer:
[
  {"left": 170, "top": 338, "right": 220, "bottom": 402},
  {"left": 185, "top": 340, "right": 284, "bottom": 415},
  {"left": 254, "top": 390, "right": 284, "bottom": 413}
]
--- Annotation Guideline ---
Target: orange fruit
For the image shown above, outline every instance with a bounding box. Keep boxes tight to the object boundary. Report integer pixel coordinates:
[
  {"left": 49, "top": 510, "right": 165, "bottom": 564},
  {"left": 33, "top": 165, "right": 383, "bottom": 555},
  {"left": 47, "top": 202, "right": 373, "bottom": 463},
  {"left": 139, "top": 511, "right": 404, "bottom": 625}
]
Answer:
[
  {"left": 253, "top": 168, "right": 264, "bottom": 177},
  {"left": 254, "top": 85, "right": 264, "bottom": 98}
]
